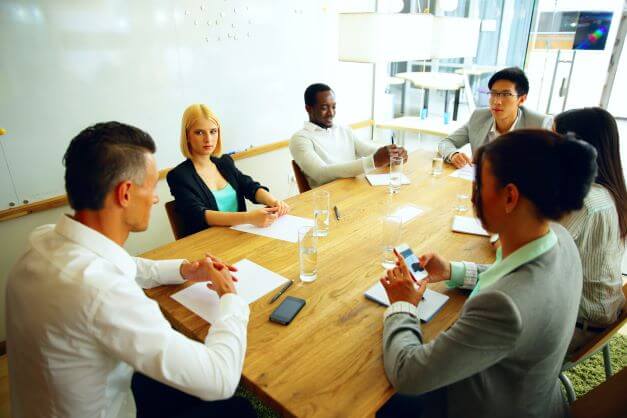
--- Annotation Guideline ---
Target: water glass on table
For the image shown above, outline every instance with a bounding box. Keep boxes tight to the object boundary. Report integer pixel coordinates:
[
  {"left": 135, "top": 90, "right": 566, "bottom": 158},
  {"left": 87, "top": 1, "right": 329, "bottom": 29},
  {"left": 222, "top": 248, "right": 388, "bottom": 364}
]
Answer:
[
  {"left": 455, "top": 193, "right": 470, "bottom": 213},
  {"left": 298, "top": 226, "right": 318, "bottom": 283},
  {"left": 389, "top": 155, "right": 403, "bottom": 194},
  {"left": 431, "top": 152, "right": 443, "bottom": 177},
  {"left": 381, "top": 215, "right": 402, "bottom": 269},
  {"left": 313, "top": 190, "right": 330, "bottom": 237}
]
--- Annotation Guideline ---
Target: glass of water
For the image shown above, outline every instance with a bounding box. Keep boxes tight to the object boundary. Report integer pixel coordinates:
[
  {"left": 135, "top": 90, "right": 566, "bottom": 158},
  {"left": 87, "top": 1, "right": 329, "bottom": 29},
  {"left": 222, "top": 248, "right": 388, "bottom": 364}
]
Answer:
[
  {"left": 455, "top": 193, "right": 469, "bottom": 213},
  {"left": 298, "top": 226, "right": 317, "bottom": 282},
  {"left": 389, "top": 155, "right": 403, "bottom": 194},
  {"left": 431, "top": 152, "right": 443, "bottom": 177},
  {"left": 381, "top": 215, "right": 402, "bottom": 269},
  {"left": 313, "top": 190, "right": 330, "bottom": 237}
]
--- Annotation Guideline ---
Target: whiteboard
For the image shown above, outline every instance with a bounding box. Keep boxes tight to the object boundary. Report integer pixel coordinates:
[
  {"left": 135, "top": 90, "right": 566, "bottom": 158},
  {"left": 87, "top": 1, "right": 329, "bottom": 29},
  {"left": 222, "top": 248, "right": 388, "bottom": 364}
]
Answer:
[{"left": 0, "top": 0, "right": 337, "bottom": 210}]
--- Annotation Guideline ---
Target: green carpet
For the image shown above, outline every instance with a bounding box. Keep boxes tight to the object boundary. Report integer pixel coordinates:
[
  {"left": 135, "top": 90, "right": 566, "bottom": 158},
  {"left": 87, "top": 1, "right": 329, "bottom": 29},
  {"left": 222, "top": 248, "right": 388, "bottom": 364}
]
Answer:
[
  {"left": 564, "top": 334, "right": 626, "bottom": 398},
  {"left": 235, "top": 386, "right": 279, "bottom": 418},
  {"left": 235, "top": 335, "right": 627, "bottom": 417}
]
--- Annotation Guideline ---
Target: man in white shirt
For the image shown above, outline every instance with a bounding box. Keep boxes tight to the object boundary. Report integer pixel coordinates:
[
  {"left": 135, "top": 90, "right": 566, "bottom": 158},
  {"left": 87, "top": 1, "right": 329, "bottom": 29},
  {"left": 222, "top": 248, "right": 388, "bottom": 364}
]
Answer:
[
  {"left": 289, "top": 83, "right": 408, "bottom": 188},
  {"left": 6, "top": 122, "right": 255, "bottom": 418}
]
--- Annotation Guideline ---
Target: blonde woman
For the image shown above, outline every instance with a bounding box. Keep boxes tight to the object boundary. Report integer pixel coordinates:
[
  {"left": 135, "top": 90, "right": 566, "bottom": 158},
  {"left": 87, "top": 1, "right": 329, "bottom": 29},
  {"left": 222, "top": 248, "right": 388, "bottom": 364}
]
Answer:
[{"left": 167, "top": 104, "right": 289, "bottom": 237}]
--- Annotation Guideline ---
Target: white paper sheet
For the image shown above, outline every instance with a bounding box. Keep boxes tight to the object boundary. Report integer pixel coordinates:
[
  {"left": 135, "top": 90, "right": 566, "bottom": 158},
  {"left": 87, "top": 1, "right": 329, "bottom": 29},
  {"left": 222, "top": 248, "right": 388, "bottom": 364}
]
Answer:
[
  {"left": 365, "top": 173, "right": 411, "bottom": 186},
  {"left": 364, "top": 283, "right": 449, "bottom": 322},
  {"left": 230, "top": 214, "right": 314, "bottom": 243},
  {"left": 449, "top": 165, "right": 475, "bottom": 181},
  {"left": 171, "top": 259, "right": 289, "bottom": 324},
  {"left": 452, "top": 215, "right": 489, "bottom": 237},
  {"left": 390, "top": 205, "right": 425, "bottom": 224}
]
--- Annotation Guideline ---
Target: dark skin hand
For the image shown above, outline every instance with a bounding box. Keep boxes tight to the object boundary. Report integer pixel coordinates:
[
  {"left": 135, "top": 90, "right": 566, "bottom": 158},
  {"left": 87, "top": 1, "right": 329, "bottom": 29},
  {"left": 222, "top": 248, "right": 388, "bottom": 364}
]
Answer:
[{"left": 373, "top": 144, "right": 409, "bottom": 168}]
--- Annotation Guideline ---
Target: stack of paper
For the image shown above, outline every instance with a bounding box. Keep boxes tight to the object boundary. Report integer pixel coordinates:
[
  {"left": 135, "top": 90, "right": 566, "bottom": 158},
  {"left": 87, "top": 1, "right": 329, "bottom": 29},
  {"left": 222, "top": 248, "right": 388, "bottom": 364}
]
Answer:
[
  {"left": 449, "top": 165, "right": 475, "bottom": 181},
  {"left": 171, "top": 259, "right": 289, "bottom": 324},
  {"left": 452, "top": 215, "right": 489, "bottom": 237},
  {"left": 364, "top": 283, "right": 449, "bottom": 322},
  {"left": 230, "top": 214, "right": 313, "bottom": 243},
  {"left": 390, "top": 205, "right": 424, "bottom": 224},
  {"left": 366, "top": 173, "right": 411, "bottom": 186}
]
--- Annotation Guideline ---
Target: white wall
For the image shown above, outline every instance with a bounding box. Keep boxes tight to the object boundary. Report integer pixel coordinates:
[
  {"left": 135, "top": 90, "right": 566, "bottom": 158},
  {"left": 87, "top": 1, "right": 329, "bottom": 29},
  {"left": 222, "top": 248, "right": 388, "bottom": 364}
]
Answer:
[{"left": 0, "top": 0, "right": 337, "bottom": 209}]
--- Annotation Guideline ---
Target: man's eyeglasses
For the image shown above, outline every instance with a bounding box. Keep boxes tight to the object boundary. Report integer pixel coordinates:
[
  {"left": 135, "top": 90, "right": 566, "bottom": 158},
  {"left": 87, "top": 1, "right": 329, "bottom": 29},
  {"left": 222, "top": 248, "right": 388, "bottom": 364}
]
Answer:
[{"left": 483, "top": 91, "right": 519, "bottom": 99}]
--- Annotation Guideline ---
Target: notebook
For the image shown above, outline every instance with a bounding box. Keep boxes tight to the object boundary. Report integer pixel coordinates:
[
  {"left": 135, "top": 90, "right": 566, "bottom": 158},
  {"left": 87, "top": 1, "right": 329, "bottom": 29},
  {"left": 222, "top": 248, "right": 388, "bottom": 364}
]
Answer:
[
  {"left": 365, "top": 173, "right": 411, "bottom": 186},
  {"left": 451, "top": 215, "right": 489, "bottom": 237},
  {"left": 449, "top": 165, "right": 475, "bottom": 181},
  {"left": 364, "top": 283, "right": 449, "bottom": 322}
]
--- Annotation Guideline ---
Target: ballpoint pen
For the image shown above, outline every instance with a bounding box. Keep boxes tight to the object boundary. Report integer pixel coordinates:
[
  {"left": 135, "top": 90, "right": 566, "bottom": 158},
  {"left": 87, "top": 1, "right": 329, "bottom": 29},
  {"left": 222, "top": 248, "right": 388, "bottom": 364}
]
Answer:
[{"left": 269, "top": 280, "right": 293, "bottom": 304}]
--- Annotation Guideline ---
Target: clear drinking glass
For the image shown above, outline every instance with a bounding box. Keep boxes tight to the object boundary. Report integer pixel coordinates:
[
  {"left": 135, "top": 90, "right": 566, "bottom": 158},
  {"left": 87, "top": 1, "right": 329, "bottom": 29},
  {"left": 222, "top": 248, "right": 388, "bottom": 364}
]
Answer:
[
  {"left": 389, "top": 155, "right": 403, "bottom": 194},
  {"left": 298, "top": 226, "right": 317, "bottom": 282},
  {"left": 313, "top": 190, "right": 330, "bottom": 237},
  {"left": 381, "top": 215, "right": 402, "bottom": 269},
  {"left": 431, "top": 153, "right": 444, "bottom": 177},
  {"left": 455, "top": 193, "right": 469, "bottom": 213}
]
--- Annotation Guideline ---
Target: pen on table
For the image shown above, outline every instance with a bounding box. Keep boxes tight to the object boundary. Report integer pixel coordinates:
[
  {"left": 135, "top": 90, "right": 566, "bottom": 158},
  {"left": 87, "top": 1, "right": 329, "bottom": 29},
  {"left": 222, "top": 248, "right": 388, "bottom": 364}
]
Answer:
[
  {"left": 269, "top": 280, "right": 293, "bottom": 304},
  {"left": 333, "top": 205, "right": 341, "bottom": 221}
]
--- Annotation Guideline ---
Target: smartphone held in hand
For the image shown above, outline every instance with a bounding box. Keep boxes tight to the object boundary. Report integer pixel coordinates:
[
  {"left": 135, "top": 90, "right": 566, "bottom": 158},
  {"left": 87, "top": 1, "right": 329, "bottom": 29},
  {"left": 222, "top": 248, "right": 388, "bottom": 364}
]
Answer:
[{"left": 394, "top": 243, "right": 428, "bottom": 282}]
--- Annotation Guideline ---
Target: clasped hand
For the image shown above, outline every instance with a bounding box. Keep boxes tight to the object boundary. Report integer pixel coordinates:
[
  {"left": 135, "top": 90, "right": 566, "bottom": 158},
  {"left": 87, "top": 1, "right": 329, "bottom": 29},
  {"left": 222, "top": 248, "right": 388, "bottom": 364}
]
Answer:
[{"left": 180, "top": 253, "right": 238, "bottom": 296}]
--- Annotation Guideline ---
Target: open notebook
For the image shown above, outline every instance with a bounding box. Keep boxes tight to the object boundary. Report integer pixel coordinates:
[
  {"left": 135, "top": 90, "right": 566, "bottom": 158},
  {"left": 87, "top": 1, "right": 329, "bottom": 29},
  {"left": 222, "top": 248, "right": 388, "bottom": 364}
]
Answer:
[{"left": 364, "top": 283, "right": 449, "bottom": 322}]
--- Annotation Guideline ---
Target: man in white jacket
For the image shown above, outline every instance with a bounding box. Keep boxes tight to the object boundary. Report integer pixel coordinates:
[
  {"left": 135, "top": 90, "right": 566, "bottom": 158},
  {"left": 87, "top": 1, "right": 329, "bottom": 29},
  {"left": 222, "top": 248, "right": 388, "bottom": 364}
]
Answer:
[
  {"left": 290, "top": 83, "right": 408, "bottom": 188},
  {"left": 6, "top": 122, "right": 255, "bottom": 418}
]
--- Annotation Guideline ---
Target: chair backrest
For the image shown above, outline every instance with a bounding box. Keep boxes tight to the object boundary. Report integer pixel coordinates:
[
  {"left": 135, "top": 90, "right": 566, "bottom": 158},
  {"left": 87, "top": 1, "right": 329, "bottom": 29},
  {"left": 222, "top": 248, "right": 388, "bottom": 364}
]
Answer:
[
  {"left": 569, "top": 283, "right": 627, "bottom": 364},
  {"left": 570, "top": 366, "right": 627, "bottom": 418},
  {"left": 291, "top": 160, "right": 311, "bottom": 194},
  {"left": 164, "top": 200, "right": 186, "bottom": 240}
]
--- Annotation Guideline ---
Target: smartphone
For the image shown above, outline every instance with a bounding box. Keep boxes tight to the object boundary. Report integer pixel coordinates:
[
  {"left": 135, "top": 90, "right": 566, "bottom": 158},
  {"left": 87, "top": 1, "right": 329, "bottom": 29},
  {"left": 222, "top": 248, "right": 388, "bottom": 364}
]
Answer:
[
  {"left": 394, "top": 243, "right": 428, "bottom": 282},
  {"left": 269, "top": 296, "right": 306, "bottom": 325}
]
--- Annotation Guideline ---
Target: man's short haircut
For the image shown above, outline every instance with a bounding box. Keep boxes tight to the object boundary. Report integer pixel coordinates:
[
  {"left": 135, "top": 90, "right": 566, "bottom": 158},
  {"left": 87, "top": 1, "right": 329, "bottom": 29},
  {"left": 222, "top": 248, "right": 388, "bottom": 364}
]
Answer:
[
  {"left": 63, "top": 121, "right": 156, "bottom": 211},
  {"left": 304, "top": 83, "right": 333, "bottom": 106},
  {"left": 488, "top": 67, "right": 530, "bottom": 96}
]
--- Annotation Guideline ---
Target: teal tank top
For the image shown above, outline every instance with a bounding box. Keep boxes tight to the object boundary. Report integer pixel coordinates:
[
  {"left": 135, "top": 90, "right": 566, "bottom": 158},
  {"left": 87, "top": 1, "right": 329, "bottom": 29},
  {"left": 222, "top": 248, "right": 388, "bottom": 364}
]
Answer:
[{"left": 212, "top": 183, "right": 238, "bottom": 212}]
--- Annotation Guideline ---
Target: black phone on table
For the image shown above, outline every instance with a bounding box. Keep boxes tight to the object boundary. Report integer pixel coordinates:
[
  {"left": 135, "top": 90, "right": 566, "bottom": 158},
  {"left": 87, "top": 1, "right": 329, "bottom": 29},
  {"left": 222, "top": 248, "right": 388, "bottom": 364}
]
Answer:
[{"left": 269, "top": 296, "right": 306, "bottom": 325}]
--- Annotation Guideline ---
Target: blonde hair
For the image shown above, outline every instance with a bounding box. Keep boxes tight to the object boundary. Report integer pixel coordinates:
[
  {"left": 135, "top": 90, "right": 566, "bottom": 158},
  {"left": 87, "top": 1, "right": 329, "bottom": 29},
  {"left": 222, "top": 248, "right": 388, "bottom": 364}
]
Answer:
[{"left": 180, "top": 104, "right": 223, "bottom": 159}]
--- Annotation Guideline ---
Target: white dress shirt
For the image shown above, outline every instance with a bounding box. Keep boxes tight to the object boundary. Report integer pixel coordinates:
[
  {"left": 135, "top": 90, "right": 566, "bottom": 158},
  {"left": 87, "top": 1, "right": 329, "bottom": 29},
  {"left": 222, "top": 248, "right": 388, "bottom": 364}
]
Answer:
[
  {"left": 289, "top": 121, "right": 379, "bottom": 188},
  {"left": 485, "top": 110, "right": 519, "bottom": 144},
  {"left": 6, "top": 215, "right": 249, "bottom": 418}
]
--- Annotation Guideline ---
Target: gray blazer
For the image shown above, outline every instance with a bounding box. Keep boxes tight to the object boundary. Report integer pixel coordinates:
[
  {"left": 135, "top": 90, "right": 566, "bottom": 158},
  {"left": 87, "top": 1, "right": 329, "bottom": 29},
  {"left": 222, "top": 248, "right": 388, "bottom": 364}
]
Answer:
[
  {"left": 438, "top": 106, "right": 553, "bottom": 161},
  {"left": 383, "top": 224, "right": 581, "bottom": 418}
]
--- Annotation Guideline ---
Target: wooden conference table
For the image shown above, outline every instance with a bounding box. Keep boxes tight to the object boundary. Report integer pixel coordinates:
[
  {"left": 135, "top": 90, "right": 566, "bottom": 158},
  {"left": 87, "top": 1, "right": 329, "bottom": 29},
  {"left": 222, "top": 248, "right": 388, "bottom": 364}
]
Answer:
[{"left": 142, "top": 150, "right": 494, "bottom": 417}]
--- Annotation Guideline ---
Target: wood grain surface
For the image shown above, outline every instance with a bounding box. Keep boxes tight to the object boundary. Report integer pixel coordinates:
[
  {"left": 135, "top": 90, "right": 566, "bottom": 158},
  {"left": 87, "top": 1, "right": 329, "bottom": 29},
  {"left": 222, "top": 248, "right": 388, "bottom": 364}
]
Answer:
[{"left": 142, "top": 150, "right": 494, "bottom": 417}]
